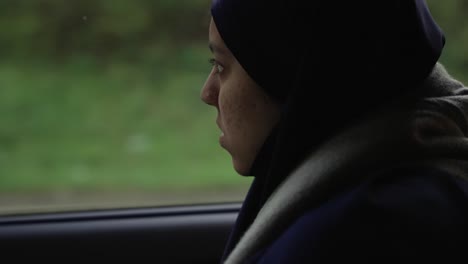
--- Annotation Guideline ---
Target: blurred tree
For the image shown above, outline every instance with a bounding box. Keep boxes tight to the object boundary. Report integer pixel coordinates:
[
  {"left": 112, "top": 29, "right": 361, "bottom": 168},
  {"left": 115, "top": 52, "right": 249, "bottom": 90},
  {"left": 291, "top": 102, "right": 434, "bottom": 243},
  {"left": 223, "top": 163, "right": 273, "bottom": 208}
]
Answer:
[
  {"left": 0, "top": 0, "right": 210, "bottom": 60},
  {"left": 0, "top": 0, "right": 464, "bottom": 82}
]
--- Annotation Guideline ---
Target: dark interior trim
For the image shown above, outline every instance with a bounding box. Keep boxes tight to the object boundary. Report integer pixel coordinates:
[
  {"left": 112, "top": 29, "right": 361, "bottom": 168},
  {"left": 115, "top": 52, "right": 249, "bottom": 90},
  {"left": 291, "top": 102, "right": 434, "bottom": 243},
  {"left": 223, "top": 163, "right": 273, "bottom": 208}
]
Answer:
[{"left": 0, "top": 202, "right": 242, "bottom": 263}]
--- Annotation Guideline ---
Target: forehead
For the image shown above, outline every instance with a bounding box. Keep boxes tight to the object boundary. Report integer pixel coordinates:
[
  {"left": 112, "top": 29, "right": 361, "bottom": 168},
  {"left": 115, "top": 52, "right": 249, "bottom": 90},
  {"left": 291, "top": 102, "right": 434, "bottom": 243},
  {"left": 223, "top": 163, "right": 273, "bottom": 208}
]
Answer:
[
  {"left": 208, "top": 19, "right": 230, "bottom": 56},
  {"left": 209, "top": 20, "right": 222, "bottom": 47},
  {"left": 209, "top": 18, "right": 217, "bottom": 37}
]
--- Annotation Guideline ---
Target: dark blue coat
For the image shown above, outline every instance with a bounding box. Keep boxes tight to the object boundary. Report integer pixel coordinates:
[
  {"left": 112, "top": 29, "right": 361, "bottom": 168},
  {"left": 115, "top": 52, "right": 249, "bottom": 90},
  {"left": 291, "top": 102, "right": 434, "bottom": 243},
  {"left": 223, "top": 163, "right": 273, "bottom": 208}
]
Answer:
[{"left": 245, "top": 167, "right": 468, "bottom": 263}]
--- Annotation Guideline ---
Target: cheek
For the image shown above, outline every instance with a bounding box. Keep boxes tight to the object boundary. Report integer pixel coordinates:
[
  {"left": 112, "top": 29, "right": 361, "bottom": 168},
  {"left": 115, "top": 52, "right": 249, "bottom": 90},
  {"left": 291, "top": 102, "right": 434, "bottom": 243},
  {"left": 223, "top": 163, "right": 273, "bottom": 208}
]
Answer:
[
  {"left": 219, "top": 86, "right": 246, "bottom": 134},
  {"left": 219, "top": 78, "right": 269, "bottom": 143}
]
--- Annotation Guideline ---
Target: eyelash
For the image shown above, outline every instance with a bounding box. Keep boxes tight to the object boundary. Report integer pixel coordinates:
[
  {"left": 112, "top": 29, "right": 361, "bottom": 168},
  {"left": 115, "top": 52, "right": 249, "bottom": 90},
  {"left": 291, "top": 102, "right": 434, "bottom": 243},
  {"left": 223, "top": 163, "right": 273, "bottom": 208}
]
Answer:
[{"left": 209, "top": 58, "right": 225, "bottom": 74}]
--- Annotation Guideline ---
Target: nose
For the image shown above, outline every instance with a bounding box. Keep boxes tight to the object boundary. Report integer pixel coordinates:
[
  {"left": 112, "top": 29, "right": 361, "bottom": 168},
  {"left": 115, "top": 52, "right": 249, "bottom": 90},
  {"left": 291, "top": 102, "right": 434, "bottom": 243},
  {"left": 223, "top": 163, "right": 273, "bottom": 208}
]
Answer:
[{"left": 200, "top": 71, "right": 219, "bottom": 107}]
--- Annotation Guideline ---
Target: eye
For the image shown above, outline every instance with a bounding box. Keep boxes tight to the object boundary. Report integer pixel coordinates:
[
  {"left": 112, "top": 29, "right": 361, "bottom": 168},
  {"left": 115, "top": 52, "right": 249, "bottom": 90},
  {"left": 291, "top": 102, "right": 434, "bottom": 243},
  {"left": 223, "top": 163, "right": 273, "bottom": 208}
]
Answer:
[{"left": 209, "top": 58, "right": 225, "bottom": 74}]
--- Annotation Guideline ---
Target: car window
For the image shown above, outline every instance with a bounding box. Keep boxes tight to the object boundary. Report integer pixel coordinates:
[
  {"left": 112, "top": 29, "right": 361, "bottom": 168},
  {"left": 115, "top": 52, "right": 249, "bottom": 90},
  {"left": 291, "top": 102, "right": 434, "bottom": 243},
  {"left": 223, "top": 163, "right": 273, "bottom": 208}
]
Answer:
[
  {"left": 0, "top": 0, "right": 253, "bottom": 216},
  {"left": 427, "top": 0, "right": 468, "bottom": 83},
  {"left": 0, "top": 0, "right": 465, "bottom": 215}
]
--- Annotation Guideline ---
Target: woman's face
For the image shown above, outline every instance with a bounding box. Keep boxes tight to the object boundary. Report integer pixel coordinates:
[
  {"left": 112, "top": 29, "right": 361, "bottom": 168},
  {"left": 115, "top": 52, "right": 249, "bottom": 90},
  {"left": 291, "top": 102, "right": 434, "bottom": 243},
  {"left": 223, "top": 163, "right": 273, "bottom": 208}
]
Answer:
[{"left": 201, "top": 18, "right": 281, "bottom": 175}]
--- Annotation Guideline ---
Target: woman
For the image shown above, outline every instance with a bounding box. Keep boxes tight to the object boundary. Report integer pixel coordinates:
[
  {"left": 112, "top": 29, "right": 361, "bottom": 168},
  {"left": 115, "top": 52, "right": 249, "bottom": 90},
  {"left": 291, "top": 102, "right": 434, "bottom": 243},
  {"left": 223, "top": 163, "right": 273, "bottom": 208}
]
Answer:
[{"left": 201, "top": 0, "right": 468, "bottom": 263}]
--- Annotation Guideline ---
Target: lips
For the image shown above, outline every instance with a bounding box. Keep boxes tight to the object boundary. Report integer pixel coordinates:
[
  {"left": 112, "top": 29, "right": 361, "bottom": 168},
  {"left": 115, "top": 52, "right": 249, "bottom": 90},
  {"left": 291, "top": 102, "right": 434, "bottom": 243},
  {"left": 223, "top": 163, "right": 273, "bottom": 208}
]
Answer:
[
  {"left": 216, "top": 118, "right": 223, "bottom": 134},
  {"left": 216, "top": 119, "right": 225, "bottom": 146},
  {"left": 218, "top": 126, "right": 225, "bottom": 140}
]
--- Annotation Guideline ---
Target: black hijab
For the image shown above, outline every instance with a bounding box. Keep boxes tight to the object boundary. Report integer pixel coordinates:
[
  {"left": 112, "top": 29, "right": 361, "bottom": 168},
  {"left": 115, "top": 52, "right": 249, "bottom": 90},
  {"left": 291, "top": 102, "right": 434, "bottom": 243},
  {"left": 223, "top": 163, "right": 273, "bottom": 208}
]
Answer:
[{"left": 211, "top": 0, "right": 445, "bottom": 260}]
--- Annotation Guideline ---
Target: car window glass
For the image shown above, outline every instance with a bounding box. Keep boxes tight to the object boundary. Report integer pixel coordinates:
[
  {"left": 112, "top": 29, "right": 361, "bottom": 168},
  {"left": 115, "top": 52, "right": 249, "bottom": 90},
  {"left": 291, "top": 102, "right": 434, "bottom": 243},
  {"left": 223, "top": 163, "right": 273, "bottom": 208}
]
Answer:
[{"left": 0, "top": 0, "right": 465, "bottom": 215}]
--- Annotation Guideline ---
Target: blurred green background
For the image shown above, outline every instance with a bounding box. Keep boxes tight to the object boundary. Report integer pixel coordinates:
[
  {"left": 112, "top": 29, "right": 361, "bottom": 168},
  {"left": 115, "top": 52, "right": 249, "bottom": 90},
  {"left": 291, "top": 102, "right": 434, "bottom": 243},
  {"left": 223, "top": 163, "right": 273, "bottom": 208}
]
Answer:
[{"left": 0, "top": 0, "right": 467, "bottom": 214}]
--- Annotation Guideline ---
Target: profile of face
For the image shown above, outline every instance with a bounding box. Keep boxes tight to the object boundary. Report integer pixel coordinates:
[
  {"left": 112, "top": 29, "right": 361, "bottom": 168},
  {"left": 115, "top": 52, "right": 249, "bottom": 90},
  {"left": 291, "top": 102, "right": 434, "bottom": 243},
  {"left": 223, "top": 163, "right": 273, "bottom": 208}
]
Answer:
[{"left": 201, "top": 18, "right": 281, "bottom": 175}]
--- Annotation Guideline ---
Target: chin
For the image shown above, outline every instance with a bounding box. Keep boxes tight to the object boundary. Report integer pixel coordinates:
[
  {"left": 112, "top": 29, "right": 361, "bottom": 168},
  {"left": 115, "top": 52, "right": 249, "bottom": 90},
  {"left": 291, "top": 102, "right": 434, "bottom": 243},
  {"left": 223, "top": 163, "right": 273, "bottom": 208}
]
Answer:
[{"left": 232, "top": 159, "right": 252, "bottom": 176}]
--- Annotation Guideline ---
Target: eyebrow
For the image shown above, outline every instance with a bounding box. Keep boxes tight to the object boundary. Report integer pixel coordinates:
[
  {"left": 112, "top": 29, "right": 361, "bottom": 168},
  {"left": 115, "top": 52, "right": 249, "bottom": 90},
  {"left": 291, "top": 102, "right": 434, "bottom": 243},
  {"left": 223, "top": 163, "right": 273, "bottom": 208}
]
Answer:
[{"left": 208, "top": 42, "right": 227, "bottom": 55}]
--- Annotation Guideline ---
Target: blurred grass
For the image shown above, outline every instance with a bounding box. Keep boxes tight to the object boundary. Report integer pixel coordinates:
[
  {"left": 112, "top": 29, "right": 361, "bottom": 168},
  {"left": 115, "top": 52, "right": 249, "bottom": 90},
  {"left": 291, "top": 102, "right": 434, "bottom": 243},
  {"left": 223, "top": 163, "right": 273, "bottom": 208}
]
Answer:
[{"left": 0, "top": 44, "right": 252, "bottom": 195}]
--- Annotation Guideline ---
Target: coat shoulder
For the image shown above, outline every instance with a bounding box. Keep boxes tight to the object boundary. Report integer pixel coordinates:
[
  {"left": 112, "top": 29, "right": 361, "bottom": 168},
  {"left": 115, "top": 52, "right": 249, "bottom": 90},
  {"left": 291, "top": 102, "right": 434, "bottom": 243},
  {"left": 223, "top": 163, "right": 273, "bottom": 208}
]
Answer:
[{"left": 250, "top": 166, "right": 468, "bottom": 263}]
